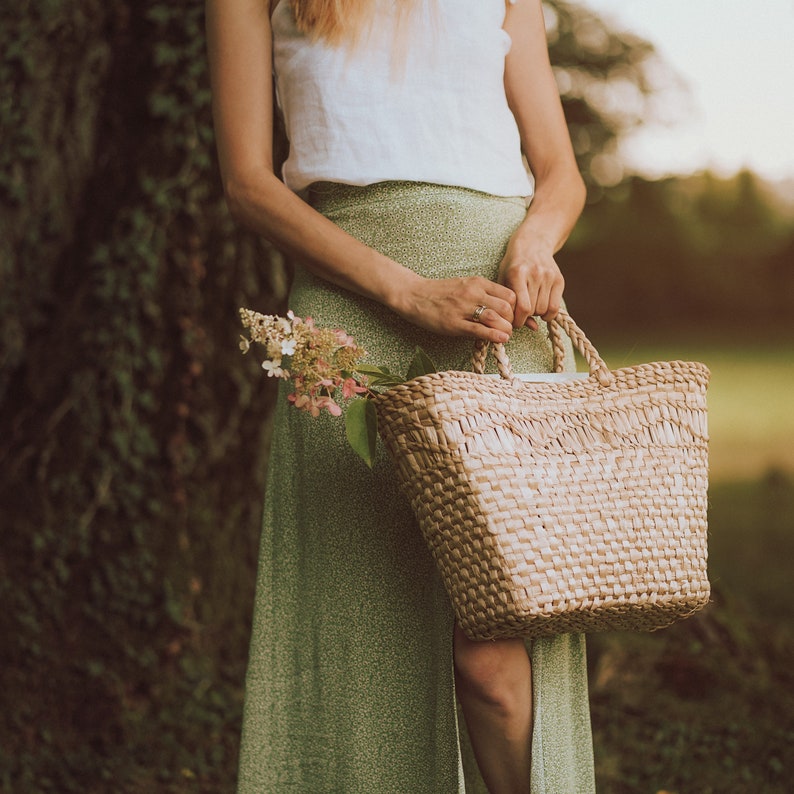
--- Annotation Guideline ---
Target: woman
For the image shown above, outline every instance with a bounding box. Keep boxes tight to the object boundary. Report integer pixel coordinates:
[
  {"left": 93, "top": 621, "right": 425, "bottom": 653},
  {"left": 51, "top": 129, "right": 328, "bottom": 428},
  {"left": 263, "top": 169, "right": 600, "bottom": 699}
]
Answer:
[{"left": 206, "top": 0, "right": 595, "bottom": 791}]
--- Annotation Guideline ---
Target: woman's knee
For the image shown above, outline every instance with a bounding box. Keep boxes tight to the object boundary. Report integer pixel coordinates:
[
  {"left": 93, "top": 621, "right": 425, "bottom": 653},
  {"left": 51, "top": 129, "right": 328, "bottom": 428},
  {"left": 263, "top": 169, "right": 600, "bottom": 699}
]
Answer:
[{"left": 453, "top": 628, "right": 531, "bottom": 711}]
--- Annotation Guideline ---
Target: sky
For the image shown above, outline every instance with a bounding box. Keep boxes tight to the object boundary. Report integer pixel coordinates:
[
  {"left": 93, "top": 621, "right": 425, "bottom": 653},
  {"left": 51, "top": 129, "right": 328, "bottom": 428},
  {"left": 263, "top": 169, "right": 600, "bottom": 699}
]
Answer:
[{"left": 581, "top": 0, "right": 794, "bottom": 181}]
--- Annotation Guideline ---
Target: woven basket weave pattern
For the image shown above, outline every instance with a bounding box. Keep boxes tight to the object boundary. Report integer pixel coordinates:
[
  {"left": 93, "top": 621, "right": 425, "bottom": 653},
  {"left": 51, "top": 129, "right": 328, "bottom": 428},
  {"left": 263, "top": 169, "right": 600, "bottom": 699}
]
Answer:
[{"left": 375, "top": 312, "right": 710, "bottom": 640}]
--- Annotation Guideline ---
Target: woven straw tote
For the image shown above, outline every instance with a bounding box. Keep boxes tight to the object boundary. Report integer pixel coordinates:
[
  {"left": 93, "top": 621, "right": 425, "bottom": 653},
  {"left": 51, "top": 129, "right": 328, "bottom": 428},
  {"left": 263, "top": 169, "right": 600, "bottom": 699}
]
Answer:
[{"left": 374, "top": 310, "right": 711, "bottom": 640}]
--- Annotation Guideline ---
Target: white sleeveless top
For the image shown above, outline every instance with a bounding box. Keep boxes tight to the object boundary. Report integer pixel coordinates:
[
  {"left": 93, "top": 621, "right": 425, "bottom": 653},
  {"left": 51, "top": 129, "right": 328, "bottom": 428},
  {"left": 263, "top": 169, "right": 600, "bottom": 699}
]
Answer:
[{"left": 271, "top": 0, "right": 534, "bottom": 198}]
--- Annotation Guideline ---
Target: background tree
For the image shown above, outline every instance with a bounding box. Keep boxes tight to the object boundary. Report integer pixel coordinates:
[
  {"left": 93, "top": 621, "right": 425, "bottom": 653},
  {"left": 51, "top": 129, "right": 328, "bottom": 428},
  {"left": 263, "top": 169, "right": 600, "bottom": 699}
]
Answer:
[
  {"left": 543, "top": 0, "right": 664, "bottom": 193},
  {"left": 561, "top": 169, "right": 794, "bottom": 332},
  {"left": 1, "top": 1, "right": 287, "bottom": 786}
]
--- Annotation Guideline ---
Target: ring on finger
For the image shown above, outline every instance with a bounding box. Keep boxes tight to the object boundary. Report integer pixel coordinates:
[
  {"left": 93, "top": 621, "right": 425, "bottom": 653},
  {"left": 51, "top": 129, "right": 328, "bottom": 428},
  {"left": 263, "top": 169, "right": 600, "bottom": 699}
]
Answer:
[{"left": 471, "top": 304, "right": 487, "bottom": 323}]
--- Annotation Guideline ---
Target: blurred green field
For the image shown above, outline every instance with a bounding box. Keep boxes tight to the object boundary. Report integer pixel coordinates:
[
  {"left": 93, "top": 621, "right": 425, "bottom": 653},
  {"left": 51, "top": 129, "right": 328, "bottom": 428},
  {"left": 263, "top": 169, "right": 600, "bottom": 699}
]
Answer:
[
  {"left": 583, "top": 337, "right": 794, "bottom": 792},
  {"left": 595, "top": 337, "right": 794, "bottom": 626},
  {"left": 597, "top": 340, "right": 794, "bottom": 482}
]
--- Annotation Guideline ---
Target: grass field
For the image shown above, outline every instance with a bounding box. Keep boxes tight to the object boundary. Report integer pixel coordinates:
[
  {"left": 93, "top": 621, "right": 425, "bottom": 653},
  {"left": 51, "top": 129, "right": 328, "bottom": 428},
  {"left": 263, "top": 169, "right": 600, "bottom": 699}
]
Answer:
[{"left": 597, "top": 339, "right": 794, "bottom": 482}]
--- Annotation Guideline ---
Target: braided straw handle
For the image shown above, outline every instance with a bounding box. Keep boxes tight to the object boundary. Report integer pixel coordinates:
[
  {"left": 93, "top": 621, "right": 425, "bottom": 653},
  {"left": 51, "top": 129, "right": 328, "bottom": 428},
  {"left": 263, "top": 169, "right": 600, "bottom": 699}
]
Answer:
[{"left": 472, "top": 309, "right": 614, "bottom": 387}]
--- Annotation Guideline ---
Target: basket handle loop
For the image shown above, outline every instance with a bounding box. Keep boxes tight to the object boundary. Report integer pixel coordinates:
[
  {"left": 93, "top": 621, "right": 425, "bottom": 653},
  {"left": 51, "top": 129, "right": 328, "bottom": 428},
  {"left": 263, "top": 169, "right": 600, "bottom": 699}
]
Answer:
[
  {"left": 472, "top": 309, "right": 614, "bottom": 387},
  {"left": 472, "top": 337, "right": 513, "bottom": 379}
]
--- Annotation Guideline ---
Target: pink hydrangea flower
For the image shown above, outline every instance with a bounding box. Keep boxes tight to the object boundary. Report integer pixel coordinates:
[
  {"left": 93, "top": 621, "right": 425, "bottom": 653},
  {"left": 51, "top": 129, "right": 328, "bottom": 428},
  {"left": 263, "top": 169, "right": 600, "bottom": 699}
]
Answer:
[{"left": 342, "top": 377, "right": 368, "bottom": 399}]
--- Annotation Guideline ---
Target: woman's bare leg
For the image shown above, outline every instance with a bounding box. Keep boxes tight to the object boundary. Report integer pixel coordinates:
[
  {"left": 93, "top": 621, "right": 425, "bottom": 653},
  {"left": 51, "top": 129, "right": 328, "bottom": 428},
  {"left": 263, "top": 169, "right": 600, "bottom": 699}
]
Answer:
[{"left": 454, "top": 624, "right": 533, "bottom": 794}]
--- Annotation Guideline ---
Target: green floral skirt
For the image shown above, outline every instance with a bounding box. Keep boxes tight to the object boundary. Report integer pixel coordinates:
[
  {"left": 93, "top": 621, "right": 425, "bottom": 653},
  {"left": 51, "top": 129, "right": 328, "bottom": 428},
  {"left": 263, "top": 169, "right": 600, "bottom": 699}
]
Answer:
[{"left": 237, "top": 181, "right": 595, "bottom": 793}]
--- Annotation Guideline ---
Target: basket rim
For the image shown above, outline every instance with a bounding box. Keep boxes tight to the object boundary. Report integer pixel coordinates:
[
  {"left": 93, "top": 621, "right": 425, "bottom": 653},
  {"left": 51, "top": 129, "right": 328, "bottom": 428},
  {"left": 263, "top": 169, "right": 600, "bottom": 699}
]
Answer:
[{"left": 372, "top": 358, "right": 711, "bottom": 407}]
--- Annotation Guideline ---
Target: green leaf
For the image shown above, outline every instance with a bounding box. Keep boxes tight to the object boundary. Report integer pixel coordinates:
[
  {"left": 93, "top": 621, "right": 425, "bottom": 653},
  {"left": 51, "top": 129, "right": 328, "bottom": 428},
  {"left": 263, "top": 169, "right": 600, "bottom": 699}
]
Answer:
[
  {"left": 345, "top": 399, "right": 378, "bottom": 468},
  {"left": 354, "top": 364, "right": 403, "bottom": 390},
  {"left": 355, "top": 363, "right": 393, "bottom": 376},
  {"left": 406, "top": 346, "right": 437, "bottom": 380}
]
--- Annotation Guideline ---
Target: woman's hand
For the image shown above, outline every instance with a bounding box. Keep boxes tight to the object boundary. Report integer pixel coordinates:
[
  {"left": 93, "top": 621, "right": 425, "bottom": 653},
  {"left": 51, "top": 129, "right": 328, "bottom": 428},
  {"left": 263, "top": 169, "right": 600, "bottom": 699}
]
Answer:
[
  {"left": 391, "top": 273, "right": 517, "bottom": 345},
  {"left": 497, "top": 231, "right": 565, "bottom": 331}
]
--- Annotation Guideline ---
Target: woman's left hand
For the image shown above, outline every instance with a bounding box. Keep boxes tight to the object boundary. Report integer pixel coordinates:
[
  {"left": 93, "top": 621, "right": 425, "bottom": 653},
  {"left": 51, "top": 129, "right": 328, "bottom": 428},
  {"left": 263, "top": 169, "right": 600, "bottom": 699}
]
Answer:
[{"left": 497, "top": 232, "right": 565, "bottom": 331}]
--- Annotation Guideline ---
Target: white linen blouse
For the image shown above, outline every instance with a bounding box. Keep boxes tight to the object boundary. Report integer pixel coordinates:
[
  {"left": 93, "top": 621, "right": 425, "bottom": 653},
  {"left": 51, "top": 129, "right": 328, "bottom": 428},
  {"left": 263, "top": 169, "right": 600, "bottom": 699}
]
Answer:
[{"left": 271, "top": 0, "right": 533, "bottom": 198}]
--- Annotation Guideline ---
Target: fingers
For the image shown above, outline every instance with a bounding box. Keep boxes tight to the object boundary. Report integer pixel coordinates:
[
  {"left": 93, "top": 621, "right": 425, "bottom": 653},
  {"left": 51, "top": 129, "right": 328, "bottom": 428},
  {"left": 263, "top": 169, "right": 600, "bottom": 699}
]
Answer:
[
  {"left": 483, "top": 280, "right": 518, "bottom": 309},
  {"left": 512, "top": 283, "right": 534, "bottom": 330},
  {"left": 477, "top": 295, "right": 516, "bottom": 326},
  {"left": 500, "top": 255, "right": 564, "bottom": 328},
  {"left": 468, "top": 306, "right": 513, "bottom": 343},
  {"left": 470, "top": 318, "right": 515, "bottom": 345},
  {"left": 398, "top": 275, "right": 520, "bottom": 343},
  {"left": 540, "top": 278, "right": 565, "bottom": 322},
  {"left": 465, "top": 278, "right": 515, "bottom": 341}
]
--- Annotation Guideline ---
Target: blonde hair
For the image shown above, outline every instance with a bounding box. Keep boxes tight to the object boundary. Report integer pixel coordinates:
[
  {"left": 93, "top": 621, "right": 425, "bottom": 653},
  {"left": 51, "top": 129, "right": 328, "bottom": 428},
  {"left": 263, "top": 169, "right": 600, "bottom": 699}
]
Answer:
[
  {"left": 292, "top": 1, "right": 367, "bottom": 45},
  {"left": 291, "top": 0, "right": 419, "bottom": 47}
]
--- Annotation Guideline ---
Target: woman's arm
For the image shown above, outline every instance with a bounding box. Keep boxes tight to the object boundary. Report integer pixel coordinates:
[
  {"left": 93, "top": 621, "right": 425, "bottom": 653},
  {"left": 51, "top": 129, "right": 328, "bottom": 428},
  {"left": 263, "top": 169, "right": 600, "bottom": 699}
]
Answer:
[
  {"left": 501, "top": 0, "right": 587, "bottom": 330},
  {"left": 205, "top": 0, "right": 516, "bottom": 344}
]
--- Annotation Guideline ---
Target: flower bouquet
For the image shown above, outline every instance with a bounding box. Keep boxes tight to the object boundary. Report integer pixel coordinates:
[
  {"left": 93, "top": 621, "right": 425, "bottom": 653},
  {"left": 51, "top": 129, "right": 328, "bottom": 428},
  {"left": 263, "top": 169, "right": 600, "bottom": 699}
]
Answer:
[{"left": 238, "top": 308, "right": 435, "bottom": 467}]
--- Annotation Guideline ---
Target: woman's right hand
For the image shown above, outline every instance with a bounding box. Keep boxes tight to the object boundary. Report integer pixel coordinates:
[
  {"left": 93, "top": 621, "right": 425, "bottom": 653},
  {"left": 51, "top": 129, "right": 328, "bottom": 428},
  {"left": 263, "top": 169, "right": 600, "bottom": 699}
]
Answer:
[{"left": 391, "top": 273, "right": 517, "bottom": 345}]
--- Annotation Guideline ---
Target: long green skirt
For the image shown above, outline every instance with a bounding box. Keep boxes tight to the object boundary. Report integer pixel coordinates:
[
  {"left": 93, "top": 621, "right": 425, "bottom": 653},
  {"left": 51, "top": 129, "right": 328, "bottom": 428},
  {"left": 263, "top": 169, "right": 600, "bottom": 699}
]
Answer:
[{"left": 237, "top": 182, "right": 595, "bottom": 793}]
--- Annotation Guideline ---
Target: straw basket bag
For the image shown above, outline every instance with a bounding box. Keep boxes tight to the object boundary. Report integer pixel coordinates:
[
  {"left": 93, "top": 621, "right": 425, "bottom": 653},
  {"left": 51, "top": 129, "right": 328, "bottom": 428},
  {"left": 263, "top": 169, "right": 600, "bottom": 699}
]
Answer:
[{"left": 373, "top": 310, "right": 711, "bottom": 640}]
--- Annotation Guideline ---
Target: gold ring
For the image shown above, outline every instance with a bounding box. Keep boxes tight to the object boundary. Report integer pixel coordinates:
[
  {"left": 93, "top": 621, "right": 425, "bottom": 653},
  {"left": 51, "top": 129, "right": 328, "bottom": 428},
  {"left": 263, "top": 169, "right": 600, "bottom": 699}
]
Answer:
[{"left": 472, "top": 305, "right": 487, "bottom": 323}]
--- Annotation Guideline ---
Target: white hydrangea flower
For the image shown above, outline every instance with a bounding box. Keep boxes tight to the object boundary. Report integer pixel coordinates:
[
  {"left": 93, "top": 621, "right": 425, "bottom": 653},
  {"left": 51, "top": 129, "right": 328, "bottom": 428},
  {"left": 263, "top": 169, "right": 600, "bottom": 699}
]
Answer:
[{"left": 262, "top": 359, "right": 285, "bottom": 378}]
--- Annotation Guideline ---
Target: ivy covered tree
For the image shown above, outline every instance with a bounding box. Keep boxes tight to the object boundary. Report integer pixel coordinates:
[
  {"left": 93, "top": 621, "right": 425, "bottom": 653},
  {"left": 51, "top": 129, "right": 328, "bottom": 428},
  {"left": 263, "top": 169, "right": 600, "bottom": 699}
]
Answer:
[{"left": 1, "top": 1, "right": 287, "bottom": 787}]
